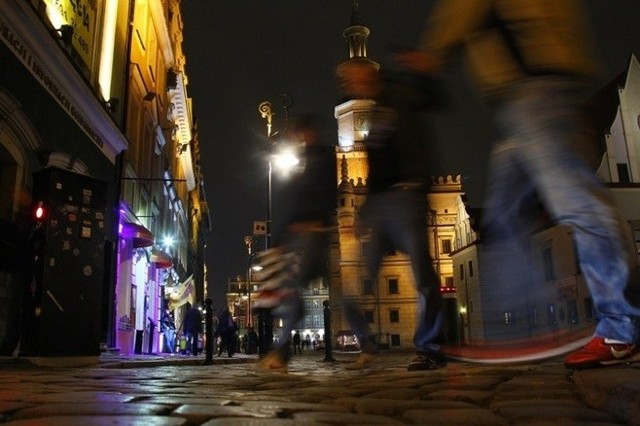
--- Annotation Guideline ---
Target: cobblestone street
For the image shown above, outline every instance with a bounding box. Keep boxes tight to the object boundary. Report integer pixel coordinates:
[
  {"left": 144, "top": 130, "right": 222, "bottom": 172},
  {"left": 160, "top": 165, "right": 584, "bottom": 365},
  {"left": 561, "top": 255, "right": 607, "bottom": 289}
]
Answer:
[{"left": 1, "top": 350, "right": 639, "bottom": 424}]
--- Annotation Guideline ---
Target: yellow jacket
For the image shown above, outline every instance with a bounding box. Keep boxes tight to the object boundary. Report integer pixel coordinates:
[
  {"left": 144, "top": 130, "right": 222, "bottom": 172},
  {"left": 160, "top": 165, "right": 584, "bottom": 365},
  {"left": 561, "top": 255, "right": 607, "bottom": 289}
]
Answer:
[{"left": 419, "top": 0, "right": 600, "bottom": 96}]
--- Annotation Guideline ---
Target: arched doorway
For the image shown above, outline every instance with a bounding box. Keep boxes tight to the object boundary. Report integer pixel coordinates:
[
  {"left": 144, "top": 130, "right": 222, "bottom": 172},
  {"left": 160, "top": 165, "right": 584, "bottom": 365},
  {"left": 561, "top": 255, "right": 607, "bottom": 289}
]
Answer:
[{"left": 0, "top": 89, "right": 40, "bottom": 355}]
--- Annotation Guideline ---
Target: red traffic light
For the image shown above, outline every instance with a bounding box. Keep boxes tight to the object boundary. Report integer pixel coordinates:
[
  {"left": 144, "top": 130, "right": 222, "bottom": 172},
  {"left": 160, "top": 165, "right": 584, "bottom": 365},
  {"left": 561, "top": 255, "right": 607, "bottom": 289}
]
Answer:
[{"left": 34, "top": 202, "right": 47, "bottom": 221}]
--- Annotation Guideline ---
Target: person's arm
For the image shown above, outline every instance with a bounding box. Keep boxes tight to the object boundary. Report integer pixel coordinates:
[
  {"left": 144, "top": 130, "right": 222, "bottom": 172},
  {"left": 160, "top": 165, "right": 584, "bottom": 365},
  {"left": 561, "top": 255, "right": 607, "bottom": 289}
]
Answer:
[{"left": 396, "top": 0, "right": 491, "bottom": 73}]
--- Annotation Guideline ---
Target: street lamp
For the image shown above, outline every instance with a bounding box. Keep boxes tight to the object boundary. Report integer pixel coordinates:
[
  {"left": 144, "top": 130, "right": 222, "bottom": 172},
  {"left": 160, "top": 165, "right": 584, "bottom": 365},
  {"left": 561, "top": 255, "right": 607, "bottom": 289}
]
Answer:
[
  {"left": 203, "top": 243, "right": 208, "bottom": 300},
  {"left": 257, "top": 93, "right": 293, "bottom": 355},
  {"left": 243, "top": 235, "right": 254, "bottom": 329},
  {"left": 258, "top": 93, "right": 293, "bottom": 250}
]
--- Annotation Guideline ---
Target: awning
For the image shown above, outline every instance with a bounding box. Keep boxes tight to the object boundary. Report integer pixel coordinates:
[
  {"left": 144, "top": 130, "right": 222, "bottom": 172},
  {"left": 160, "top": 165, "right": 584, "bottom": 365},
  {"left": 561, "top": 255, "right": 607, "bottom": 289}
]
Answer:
[
  {"left": 121, "top": 222, "right": 154, "bottom": 248},
  {"left": 167, "top": 274, "right": 195, "bottom": 310},
  {"left": 151, "top": 249, "right": 173, "bottom": 269}
]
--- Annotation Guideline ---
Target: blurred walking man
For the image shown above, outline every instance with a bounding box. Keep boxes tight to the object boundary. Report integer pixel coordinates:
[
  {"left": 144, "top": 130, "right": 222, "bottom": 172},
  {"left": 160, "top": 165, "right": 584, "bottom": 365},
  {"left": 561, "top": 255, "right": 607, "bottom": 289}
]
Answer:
[{"left": 397, "top": 0, "right": 640, "bottom": 369}]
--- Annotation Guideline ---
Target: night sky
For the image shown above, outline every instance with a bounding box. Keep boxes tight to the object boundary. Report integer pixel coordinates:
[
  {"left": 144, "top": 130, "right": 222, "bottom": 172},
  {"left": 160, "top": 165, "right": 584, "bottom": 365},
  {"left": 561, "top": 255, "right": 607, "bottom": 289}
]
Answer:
[{"left": 181, "top": 1, "right": 640, "bottom": 311}]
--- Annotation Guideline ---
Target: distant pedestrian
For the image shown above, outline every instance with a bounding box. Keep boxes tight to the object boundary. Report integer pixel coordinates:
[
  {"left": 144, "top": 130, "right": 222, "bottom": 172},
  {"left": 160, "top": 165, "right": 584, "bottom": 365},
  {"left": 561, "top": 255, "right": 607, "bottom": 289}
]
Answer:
[
  {"left": 160, "top": 308, "right": 176, "bottom": 353},
  {"left": 246, "top": 327, "right": 258, "bottom": 355},
  {"left": 183, "top": 305, "right": 203, "bottom": 356},
  {"left": 292, "top": 331, "right": 302, "bottom": 355},
  {"left": 304, "top": 334, "right": 312, "bottom": 351},
  {"left": 215, "top": 307, "right": 237, "bottom": 357}
]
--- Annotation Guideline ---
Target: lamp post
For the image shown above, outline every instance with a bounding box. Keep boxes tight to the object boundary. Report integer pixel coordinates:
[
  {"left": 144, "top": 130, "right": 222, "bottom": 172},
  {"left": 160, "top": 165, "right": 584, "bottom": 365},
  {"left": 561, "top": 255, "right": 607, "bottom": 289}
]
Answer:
[
  {"left": 243, "top": 235, "right": 254, "bottom": 329},
  {"left": 203, "top": 243, "right": 208, "bottom": 300},
  {"left": 258, "top": 93, "right": 293, "bottom": 250},
  {"left": 256, "top": 93, "right": 293, "bottom": 355}
]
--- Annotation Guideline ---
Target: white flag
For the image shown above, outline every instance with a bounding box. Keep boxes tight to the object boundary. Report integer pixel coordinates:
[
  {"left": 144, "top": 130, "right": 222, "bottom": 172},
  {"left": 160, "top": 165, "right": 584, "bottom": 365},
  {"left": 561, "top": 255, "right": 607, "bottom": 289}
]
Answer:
[{"left": 253, "top": 221, "right": 267, "bottom": 235}]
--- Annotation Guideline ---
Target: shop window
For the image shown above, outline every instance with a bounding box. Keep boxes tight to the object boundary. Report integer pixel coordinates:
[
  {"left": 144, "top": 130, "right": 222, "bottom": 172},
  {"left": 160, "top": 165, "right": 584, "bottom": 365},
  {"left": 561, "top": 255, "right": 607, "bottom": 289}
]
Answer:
[
  {"left": 389, "top": 309, "right": 399, "bottom": 323},
  {"left": 567, "top": 299, "right": 578, "bottom": 324},
  {"left": 391, "top": 334, "right": 401, "bottom": 346},
  {"left": 584, "top": 297, "right": 594, "bottom": 320},
  {"left": 361, "top": 241, "right": 371, "bottom": 258},
  {"left": 617, "top": 163, "right": 630, "bottom": 183},
  {"left": 504, "top": 311, "right": 514, "bottom": 325},
  {"left": 388, "top": 278, "right": 399, "bottom": 294},
  {"left": 313, "top": 315, "right": 322, "bottom": 327},
  {"left": 547, "top": 304, "right": 558, "bottom": 326}
]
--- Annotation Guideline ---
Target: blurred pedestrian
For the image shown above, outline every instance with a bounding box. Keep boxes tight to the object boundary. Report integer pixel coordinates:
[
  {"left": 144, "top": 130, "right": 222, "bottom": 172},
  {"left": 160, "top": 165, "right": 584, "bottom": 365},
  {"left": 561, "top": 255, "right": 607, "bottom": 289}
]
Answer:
[
  {"left": 337, "top": 59, "right": 447, "bottom": 371},
  {"left": 292, "top": 331, "right": 302, "bottom": 355},
  {"left": 160, "top": 308, "right": 176, "bottom": 353},
  {"left": 304, "top": 334, "right": 312, "bottom": 351},
  {"left": 246, "top": 327, "right": 258, "bottom": 355},
  {"left": 183, "top": 304, "right": 202, "bottom": 356},
  {"left": 253, "top": 114, "right": 337, "bottom": 372},
  {"left": 216, "top": 307, "right": 237, "bottom": 357},
  {"left": 396, "top": 0, "right": 640, "bottom": 369}
]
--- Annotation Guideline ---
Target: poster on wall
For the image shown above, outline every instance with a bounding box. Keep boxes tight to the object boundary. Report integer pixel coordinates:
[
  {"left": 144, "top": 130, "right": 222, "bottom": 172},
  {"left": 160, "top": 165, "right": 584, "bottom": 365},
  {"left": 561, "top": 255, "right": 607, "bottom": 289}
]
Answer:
[{"left": 42, "top": 0, "right": 97, "bottom": 68}]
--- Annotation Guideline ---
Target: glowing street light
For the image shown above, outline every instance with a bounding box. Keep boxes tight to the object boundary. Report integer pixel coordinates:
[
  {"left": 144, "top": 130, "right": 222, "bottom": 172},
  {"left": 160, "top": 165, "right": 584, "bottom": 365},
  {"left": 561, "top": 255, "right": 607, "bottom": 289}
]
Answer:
[
  {"left": 258, "top": 93, "right": 294, "bottom": 250},
  {"left": 273, "top": 146, "right": 300, "bottom": 176},
  {"left": 162, "top": 235, "right": 175, "bottom": 248},
  {"left": 256, "top": 94, "right": 294, "bottom": 354}
]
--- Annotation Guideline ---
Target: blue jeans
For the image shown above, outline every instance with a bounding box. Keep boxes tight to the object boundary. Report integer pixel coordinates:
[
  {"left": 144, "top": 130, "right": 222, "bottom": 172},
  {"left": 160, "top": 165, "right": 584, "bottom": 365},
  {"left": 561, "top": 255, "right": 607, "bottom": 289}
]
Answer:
[
  {"left": 484, "top": 77, "right": 640, "bottom": 343},
  {"left": 345, "top": 189, "right": 443, "bottom": 353}
]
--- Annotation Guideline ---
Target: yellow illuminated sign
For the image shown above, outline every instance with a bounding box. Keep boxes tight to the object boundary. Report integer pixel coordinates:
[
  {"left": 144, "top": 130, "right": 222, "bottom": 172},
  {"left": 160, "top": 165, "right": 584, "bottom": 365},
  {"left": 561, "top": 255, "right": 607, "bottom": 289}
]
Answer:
[{"left": 43, "top": 0, "right": 96, "bottom": 67}]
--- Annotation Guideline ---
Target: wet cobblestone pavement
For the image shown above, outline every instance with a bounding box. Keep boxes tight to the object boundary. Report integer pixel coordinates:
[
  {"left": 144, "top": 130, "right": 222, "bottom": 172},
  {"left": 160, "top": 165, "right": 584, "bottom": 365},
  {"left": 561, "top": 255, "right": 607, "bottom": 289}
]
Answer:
[{"left": 1, "top": 350, "right": 639, "bottom": 425}]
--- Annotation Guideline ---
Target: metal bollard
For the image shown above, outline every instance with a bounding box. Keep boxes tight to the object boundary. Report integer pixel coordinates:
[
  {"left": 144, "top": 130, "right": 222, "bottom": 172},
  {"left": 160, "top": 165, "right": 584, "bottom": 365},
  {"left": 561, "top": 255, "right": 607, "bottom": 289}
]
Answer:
[
  {"left": 204, "top": 297, "right": 214, "bottom": 364},
  {"left": 257, "top": 308, "right": 273, "bottom": 356},
  {"left": 147, "top": 318, "right": 155, "bottom": 355},
  {"left": 321, "top": 300, "right": 335, "bottom": 362}
]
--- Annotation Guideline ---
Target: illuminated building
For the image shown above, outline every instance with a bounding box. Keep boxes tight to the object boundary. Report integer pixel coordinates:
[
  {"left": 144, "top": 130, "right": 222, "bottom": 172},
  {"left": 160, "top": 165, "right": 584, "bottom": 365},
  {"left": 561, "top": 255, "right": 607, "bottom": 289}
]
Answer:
[
  {"left": 329, "top": 5, "right": 464, "bottom": 350},
  {"left": 0, "top": 0, "right": 209, "bottom": 361}
]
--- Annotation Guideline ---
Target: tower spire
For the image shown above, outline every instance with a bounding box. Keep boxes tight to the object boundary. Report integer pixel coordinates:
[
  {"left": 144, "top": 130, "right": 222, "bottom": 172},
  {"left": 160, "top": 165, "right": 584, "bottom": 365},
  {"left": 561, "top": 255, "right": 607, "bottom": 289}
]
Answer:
[
  {"left": 336, "top": 0, "right": 379, "bottom": 96},
  {"left": 343, "top": 0, "right": 369, "bottom": 59},
  {"left": 350, "top": 0, "right": 362, "bottom": 26}
]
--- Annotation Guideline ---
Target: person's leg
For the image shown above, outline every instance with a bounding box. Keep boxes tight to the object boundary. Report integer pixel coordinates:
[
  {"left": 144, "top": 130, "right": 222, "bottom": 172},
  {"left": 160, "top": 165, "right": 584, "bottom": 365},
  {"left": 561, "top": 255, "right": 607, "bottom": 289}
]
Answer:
[
  {"left": 343, "top": 195, "right": 390, "bottom": 370},
  {"left": 499, "top": 79, "right": 640, "bottom": 344},
  {"left": 228, "top": 334, "right": 235, "bottom": 357},
  {"left": 257, "top": 233, "right": 319, "bottom": 371},
  {"left": 387, "top": 190, "right": 446, "bottom": 370},
  {"left": 346, "top": 195, "right": 387, "bottom": 354},
  {"left": 218, "top": 335, "right": 226, "bottom": 356},
  {"left": 480, "top": 135, "right": 541, "bottom": 342},
  {"left": 191, "top": 331, "right": 198, "bottom": 355}
]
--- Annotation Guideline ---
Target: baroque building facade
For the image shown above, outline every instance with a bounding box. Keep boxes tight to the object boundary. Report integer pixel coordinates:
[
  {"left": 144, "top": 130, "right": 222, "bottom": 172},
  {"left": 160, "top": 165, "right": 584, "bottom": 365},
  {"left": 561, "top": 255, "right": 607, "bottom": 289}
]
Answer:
[{"left": 328, "top": 8, "right": 464, "bottom": 350}]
